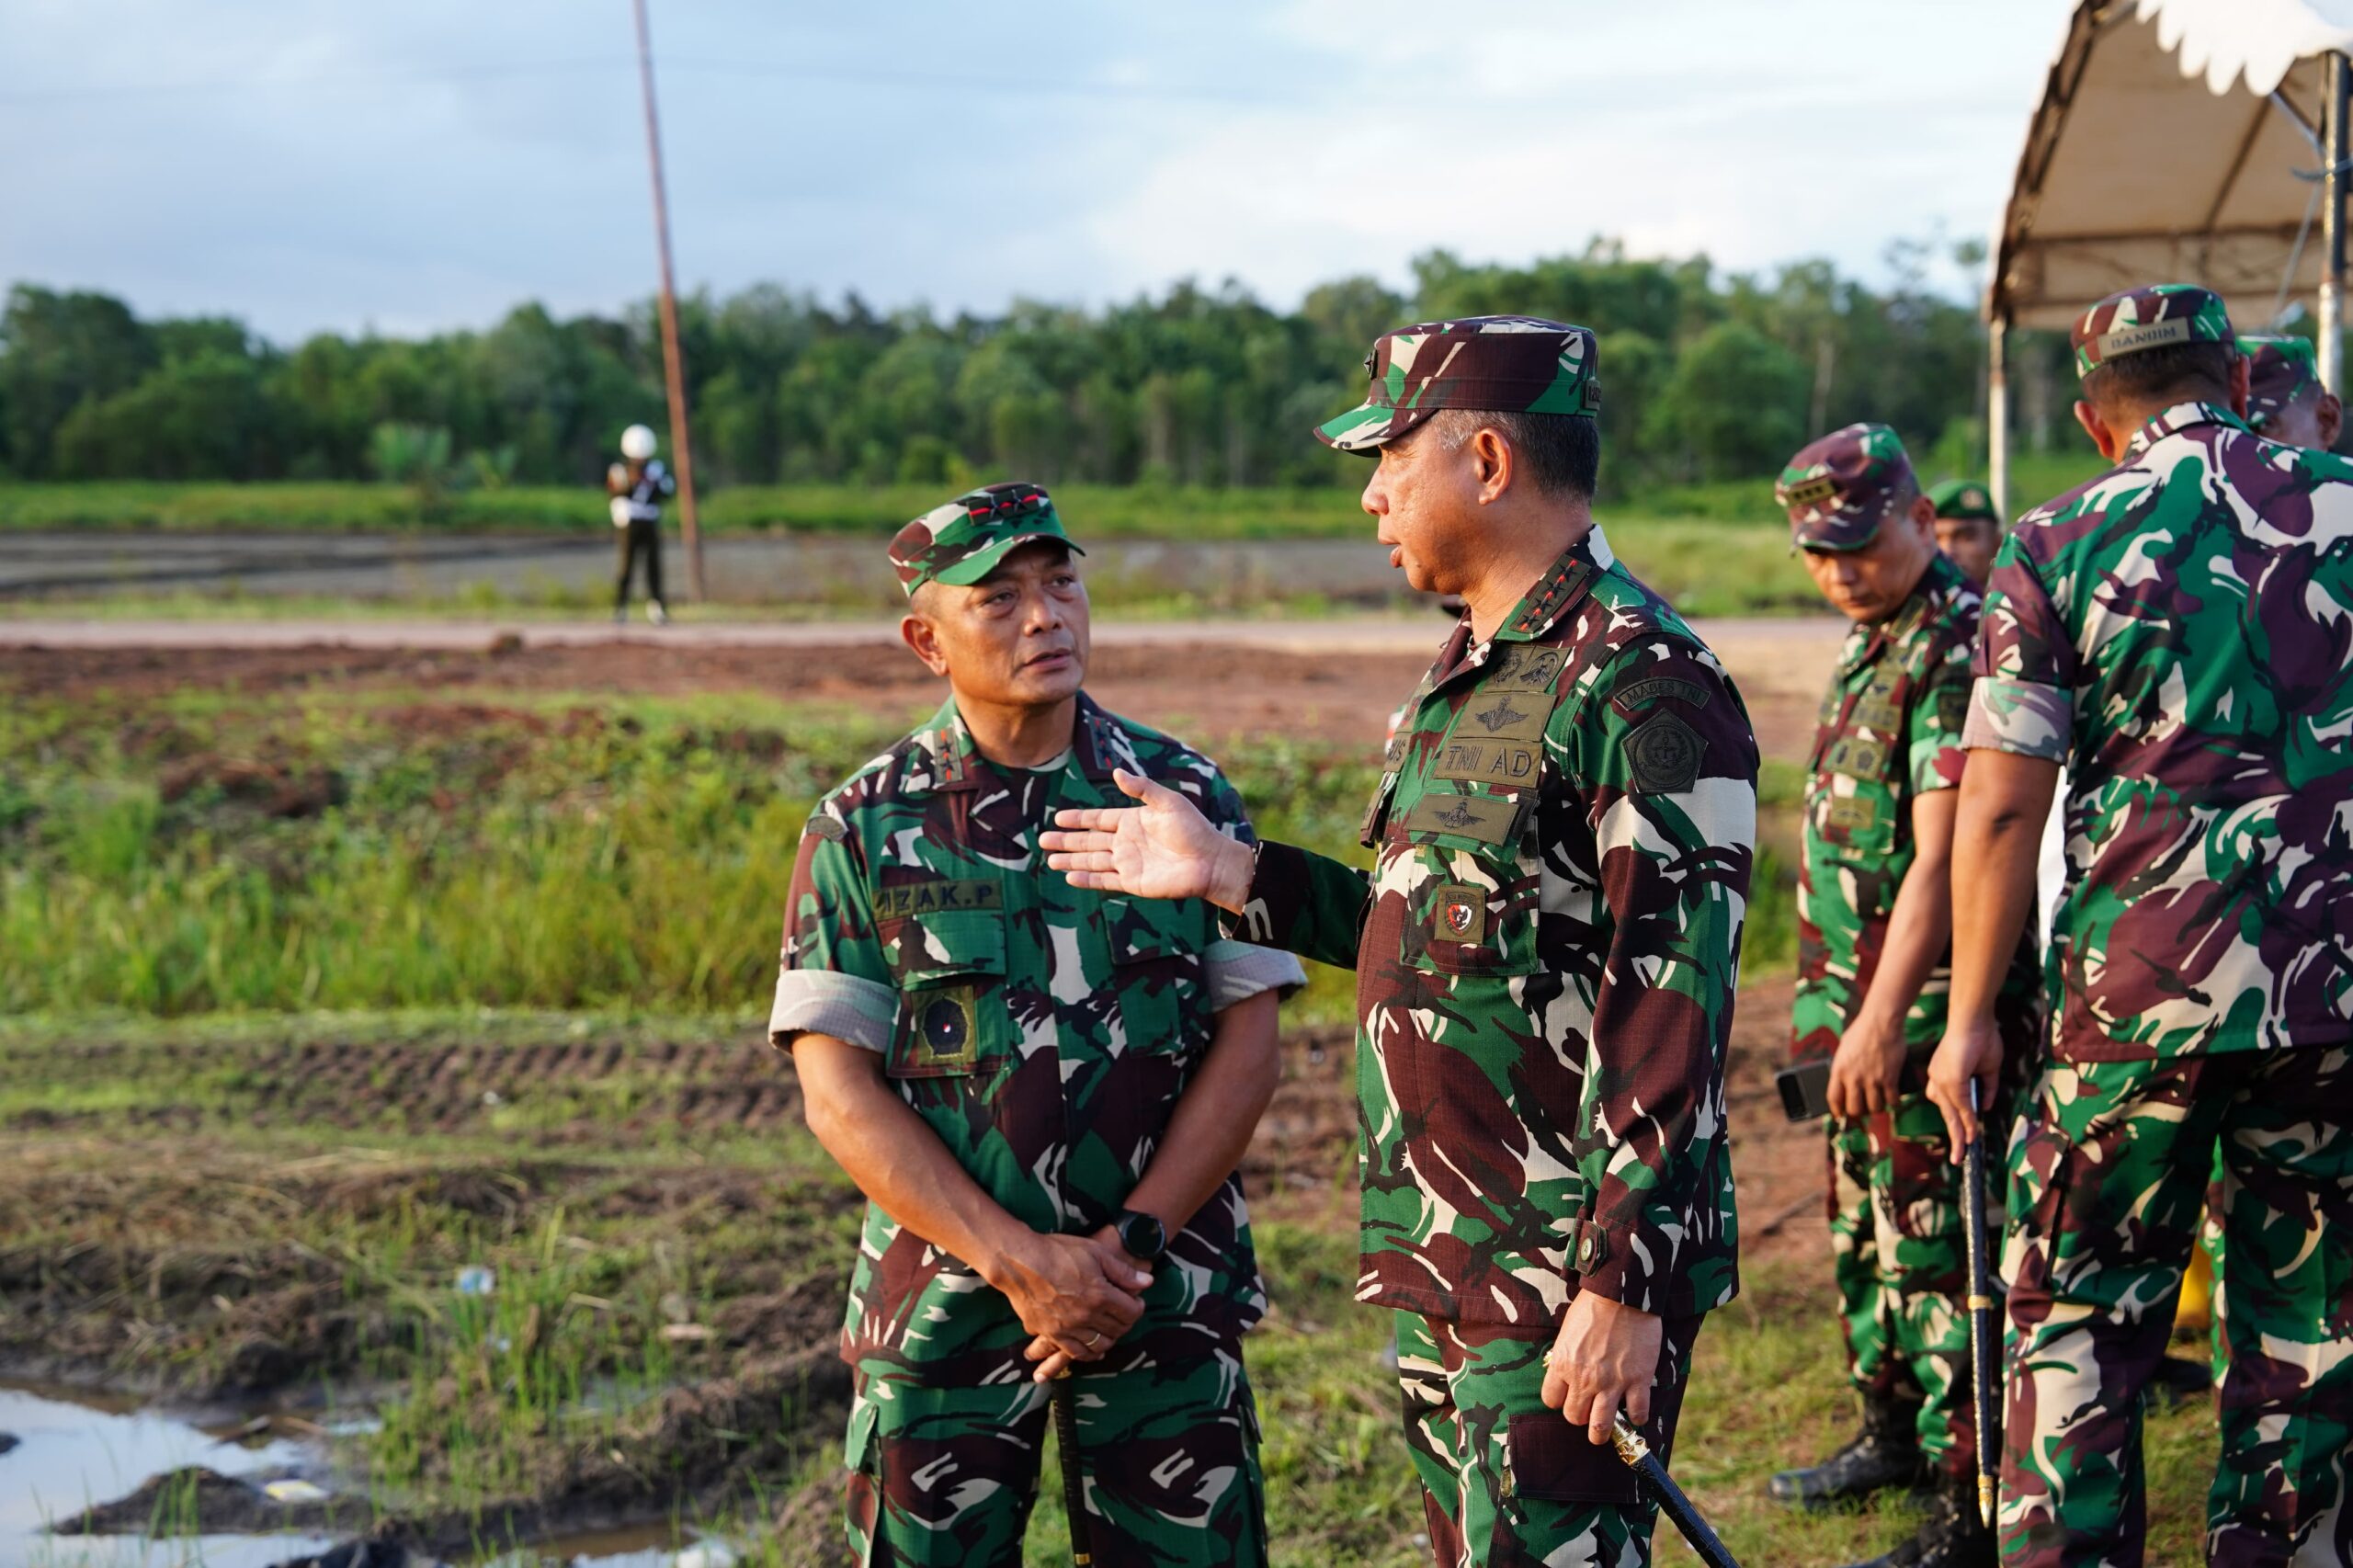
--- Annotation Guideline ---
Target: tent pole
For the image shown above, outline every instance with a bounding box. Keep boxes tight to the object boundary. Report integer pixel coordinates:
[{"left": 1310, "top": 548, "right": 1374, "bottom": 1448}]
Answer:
[
  {"left": 1989, "top": 315, "right": 2010, "bottom": 519},
  {"left": 2324, "top": 51, "right": 2349, "bottom": 396}
]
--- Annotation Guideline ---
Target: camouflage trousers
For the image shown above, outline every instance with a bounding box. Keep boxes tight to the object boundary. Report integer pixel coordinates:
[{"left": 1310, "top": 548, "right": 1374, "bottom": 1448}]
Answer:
[
  {"left": 1395, "top": 1310, "right": 1703, "bottom": 1568},
  {"left": 844, "top": 1351, "right": 1267, "bottom": 1568},
  {"left": 1827, "top": 1094, "right": 1998, "bottom": 1477},
  {"left": 2000, "top": 1045, "right": 2353, "bottom": 1568}
]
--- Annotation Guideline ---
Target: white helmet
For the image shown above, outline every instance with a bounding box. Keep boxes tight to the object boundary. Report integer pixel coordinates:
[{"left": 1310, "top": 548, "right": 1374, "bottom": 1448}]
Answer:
[{"left": 620, "top": 424, "right": 658, "bottom": 460}]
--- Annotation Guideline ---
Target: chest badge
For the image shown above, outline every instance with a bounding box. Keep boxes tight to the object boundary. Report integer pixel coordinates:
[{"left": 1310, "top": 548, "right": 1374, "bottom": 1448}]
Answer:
[
  {"left": 1473, "top": 697, "right": 1532, "bottom": 733},
  {"left": 1430, "top": 882, "right": 1488, "bottom": 946}
]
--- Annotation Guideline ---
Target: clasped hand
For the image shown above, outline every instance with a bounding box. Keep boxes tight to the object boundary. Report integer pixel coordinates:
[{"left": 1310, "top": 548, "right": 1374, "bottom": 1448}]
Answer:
[{"left": 989, "top": 1226, "right": 1154, "bottom": 1384}]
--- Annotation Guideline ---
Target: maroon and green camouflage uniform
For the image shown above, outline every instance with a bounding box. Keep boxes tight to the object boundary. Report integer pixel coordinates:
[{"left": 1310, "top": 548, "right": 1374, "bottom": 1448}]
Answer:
[
  {"left": 1779, "top": 425, "right": 2043, "bottom": 1484},
  {"left": 774, "top": 484, "right": 1302, "bottom": 1567},
  {"left": 1970, "top": 284, "right": 2353, "bottom": 1568},
  {"left": 1227, "top": 318, "right": 1758, "bottom": 1567}
]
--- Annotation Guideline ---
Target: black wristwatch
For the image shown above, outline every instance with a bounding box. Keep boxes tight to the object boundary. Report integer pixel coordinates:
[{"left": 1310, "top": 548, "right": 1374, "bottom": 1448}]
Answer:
[{"left": 1113, "top": 1209, "right": 1167, "bottom": 1262}]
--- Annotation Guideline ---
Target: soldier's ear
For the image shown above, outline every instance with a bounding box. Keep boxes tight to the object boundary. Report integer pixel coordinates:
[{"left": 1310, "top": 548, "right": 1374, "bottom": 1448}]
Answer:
[
  {"left": 2322, "top": 392, "right": 2345, "bottom": 451},
  {"left": 2073, "top": 398, "right": 2123, "bottom": 463},
  {"left": 901, "top": 611, "right": 952, "bottom": 678},
  {"left": 1472, "top": 425, "right": 1512, "bottom": 503}
]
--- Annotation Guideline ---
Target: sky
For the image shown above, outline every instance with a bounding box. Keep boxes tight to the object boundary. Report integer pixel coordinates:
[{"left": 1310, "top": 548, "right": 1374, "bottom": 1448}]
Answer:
[{"left": 5, "top": 0, "right": 2074, "bottom": 344}]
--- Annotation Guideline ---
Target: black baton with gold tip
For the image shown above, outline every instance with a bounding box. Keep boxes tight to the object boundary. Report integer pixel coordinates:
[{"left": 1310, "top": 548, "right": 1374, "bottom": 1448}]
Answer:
[
  {"left": 1052, "top": 1374, "right": 1093, "bottom": 1566},
  {"left": 1612, "top": 1415, "right": 1742, "bottom": 1568},
  {"left": 1963, "top": 1079, "right": 1999, "bottom": 1529}
]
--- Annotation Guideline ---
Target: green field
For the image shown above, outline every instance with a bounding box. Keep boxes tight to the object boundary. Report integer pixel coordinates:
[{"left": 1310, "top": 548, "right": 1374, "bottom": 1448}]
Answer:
[
  {"left": 0, "top": 452, "right": 2109, "bottom": 540},
  {"left": 0, "top": 643, "right": 2226, "bottom": 1566}
]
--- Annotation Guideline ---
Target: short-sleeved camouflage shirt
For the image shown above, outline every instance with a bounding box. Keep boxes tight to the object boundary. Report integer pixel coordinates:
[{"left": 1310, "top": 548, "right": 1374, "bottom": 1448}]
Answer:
[
  {"left": 1232, "top": 528, "right": 1758, "bottom": 1325},
  {"left": 1795, "top": 553, "right": 2041, "bottom": 1061},
  {"left": 773, "top": 694, "right": 1302, "bottom": 1382},
  {"left": 1968, "top": 401, "right": 2353, "bottom": 1061}
]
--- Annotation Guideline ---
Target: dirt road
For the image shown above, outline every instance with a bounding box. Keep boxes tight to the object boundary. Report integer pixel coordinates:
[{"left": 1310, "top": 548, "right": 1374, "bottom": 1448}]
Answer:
[{"left": 1, "top": 615, "right": 1845, "bottom": 762}]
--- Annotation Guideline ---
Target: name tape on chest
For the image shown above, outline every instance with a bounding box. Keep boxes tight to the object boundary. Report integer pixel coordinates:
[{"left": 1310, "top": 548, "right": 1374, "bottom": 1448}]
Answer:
[
  {"left": 874, "top": 879, "right": 1004, "bottom": 920},
  {"left": 1431, "top": 739, "right": 1542, "bottom": 787},
  {"left": 1850, "top": 697, "right": 1902, "bottom": 733}
]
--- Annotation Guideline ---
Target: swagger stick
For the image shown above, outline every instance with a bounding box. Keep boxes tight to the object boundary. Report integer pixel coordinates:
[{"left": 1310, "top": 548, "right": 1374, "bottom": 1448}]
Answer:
[
  {"left": 1612, "top": 1415, "right": 1743, "bottom": 1568},
  {"left": 1962, "top": 1078, "right": 1999, "bottom": 1528},
  {"left": 1052, "top": 1375, "right": 1093, "bottom": 1565}
]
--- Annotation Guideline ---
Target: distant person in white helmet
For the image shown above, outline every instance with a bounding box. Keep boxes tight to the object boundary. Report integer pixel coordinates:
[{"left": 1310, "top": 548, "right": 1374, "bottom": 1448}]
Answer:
[{"left": 608, "top": 424, "right": 675, "bottom": 626}]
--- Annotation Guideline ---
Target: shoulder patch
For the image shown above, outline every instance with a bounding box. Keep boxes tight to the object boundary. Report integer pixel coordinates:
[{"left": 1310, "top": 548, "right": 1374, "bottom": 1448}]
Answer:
[
  {"left": 1936, "top": 686, "right": 1970, "bottom": 733},
  {"left": 803, "top": 813, "right": 847, "bottom": 843},
  {"left": 1621, "top": 711, "right": 1707, "bottom": 794},
  {"left": 1610, "top": 675, "right": 1711, "bottom": 714}
]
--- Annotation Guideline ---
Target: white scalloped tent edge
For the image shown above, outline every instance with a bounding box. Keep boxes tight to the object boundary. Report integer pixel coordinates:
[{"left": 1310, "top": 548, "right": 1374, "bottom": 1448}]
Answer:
[{"left": 2140, "top": 0, "right": 2353, "bottom": 96}]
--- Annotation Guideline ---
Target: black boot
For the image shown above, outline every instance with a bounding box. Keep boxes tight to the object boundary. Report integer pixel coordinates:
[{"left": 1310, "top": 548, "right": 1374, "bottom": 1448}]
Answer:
[
  {"left": 1768, "top": 1394, "right": 1927, "bottom": 1506},
  {"left": 1839, "top": 1471, "right": 1996, "bottom": 1568}
]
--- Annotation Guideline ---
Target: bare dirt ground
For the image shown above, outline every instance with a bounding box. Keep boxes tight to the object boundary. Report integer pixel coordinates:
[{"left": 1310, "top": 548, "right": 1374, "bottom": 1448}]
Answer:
[{"left": 0, "top": 617, "right": 1840, "bottom": 762}]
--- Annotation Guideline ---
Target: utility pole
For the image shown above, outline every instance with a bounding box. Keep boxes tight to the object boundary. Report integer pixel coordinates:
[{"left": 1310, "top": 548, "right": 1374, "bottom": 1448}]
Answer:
[{"left": 631, "top": 0, "right": 704, "bottom": 600}]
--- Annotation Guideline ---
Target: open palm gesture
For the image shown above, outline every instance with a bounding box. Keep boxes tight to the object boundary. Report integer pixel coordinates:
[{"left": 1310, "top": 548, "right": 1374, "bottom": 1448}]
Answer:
[{"left": 1042, "top": 769, "right": 1253, "bottom": 909}]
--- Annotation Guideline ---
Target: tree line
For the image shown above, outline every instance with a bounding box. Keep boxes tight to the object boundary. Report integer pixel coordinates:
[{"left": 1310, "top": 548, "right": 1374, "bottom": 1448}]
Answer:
[{"left": 0, "top": 238, "right": 2025, "bottom": 495}]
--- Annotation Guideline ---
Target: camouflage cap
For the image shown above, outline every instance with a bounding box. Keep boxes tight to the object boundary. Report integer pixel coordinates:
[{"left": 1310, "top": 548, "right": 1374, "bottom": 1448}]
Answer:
[
  {"left": 2242, "top": 335, "right": 2323, "bottom": 429},
  {"left": 1776, "top": 423, "right": 1918, "bottom": 552},
  {"left": 1313, "top": 316, "right": 1600, "bottom": 453},
  {"left": 2071, "top": 284, "right": 2234, "bottom": 380},
  {"left": 1926, "top": 477, "right": 1999, "bottom": 523},
  {"left": 888, "top": 482, "right": 1084, "bottom": 597}
]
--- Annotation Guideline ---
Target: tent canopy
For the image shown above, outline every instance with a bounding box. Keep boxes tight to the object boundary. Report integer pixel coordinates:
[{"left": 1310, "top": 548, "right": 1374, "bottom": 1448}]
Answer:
[{"left": 1991, "top": 0, "right": 2353, "bottom": 332}]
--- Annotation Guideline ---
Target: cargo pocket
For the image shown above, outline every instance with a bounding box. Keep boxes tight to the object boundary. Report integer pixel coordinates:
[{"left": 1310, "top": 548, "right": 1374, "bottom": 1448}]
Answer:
[
  {"left": 843, "top": 1397, "right": 882, "bottom": 1568},
  {"left": 883, "top": 910, "right": 1013, "bottom": 1079},
  {"left": 1104, "top": 897, "right": 1210, "bottom": 1058},
  {"left": 1503, "top": 1411, "right": 1641, "bottom": 1506}
]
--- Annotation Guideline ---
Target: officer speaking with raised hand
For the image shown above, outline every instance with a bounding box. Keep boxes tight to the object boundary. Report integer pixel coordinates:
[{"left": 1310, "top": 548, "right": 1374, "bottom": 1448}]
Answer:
[
  {"left": 774, "top": 481, "right": 1303, "bottom": 1567},
  {"left": 1929, "top": 284, "right": 2353, "bottom": 1568},
  {"left": 1765, "top": 424, "right": 2040, "bottom": 1568},
  {"left": 1044, "top": 317, "right": 1760, "bottom": 1568}
]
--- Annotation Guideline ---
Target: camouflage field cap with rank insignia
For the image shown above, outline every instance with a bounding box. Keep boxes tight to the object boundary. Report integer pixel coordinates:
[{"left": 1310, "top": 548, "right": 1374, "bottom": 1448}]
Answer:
[
  {"left": 1776, "top": 423, "right": 1918, "bottom": 552},
  {"left": 1926, "top": 477, "right": 1998, "bottom": 523},
  {"left": 888, "top": 481, "right": 1085, "bottom": 596},
  {"left": 1313, "top": 315, "right": 1601, "bottom": 453},
  {"left": 2070, "top": 283, "right": 2234, "bottom": 380},
  {"left": 2242, "top": 335, "right": 2324, "bottom": 430}
]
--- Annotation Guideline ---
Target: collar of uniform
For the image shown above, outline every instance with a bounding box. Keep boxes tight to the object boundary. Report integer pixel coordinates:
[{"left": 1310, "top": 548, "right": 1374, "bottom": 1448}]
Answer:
[
  {"left": 1491, "top": 525, "right": 1608, "bottom": 644},
  {"left": 911, "top": 693, "right": 1113, "bottom": 790},
  {"left": 2126, "top": 400, "right": 2246, "bottom": 460}
]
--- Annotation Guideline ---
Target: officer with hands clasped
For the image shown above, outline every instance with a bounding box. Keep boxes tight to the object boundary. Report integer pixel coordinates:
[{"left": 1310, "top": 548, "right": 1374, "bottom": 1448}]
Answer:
[{"left": 774, "top": 481, "right": 1303, "bottom": 1567}]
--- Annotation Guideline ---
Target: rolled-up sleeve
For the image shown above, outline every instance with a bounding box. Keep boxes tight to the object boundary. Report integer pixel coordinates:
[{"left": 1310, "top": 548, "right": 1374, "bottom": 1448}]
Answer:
[
  {"left": 1966, "top": 536, "right": 2075, "bottom": 762},
  {"left": 768, "top": 807, "right": 892, "bottom": 1053},
  {"left": 1201, "top": 938, "right": 1307, "bottom": 1010}
]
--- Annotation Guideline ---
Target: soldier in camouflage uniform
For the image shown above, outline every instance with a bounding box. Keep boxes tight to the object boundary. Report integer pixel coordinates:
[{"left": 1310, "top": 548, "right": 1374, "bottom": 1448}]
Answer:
[
  {"left": 1928, "top": 284, "right": 2353, "bottom": 1568},
  {"left": 2243, "top": 333, "right": 2342, "bottom": 453},
  {"left": 1043, "top": 318, "right": 1760, "bottom": 1568},
  {"left": 773, "top": 481, "right": 1305, "bottom": 1567},
  {"left": 1925, "top": 479, "right": 2004, "bottom": 589},
  {"left": 1766, "top": 425, "right": 2042, "bottom": 1568}
]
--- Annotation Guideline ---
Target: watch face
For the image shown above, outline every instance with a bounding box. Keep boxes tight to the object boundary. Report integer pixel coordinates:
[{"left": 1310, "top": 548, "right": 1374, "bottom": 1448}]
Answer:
[{"left": 1120, "top": 1212, "right": 1166, "bottom": 1259}]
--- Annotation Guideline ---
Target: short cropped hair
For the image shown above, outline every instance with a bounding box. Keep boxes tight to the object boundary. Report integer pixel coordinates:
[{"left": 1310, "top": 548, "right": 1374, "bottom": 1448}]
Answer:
[
  {"left": 2080, "top": 341, "right": 2237, "bottom": 416},
  {"left": 1432, "top": 409, "right": 1600, "bottom": 501}
]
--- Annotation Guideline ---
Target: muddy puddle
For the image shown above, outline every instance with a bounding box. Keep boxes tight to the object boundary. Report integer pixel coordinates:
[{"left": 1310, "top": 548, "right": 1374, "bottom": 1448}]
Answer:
[
  {"left": 0, "top": 1379, "right": 335, "bottom": 1567},
  {"left": 0, "top": 1380, "right": 733, "bottom": 1568}
]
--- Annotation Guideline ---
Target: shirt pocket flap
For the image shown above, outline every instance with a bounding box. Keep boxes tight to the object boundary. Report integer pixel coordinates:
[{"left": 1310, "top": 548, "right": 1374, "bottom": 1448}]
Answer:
[{"left": 886, "top": 910, "right": 1007, "bottom": 986}]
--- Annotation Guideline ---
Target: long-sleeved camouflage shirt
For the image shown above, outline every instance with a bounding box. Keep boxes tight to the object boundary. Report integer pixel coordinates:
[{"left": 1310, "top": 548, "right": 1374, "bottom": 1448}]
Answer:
[
  {"left": 773, "top": 694, "right": 1303, "bottom": 1382},
  {"left": 1796, "top": 552, "right": 2041, "bottom": 1062},
  {"left": 1230, "top": 528, "right": 1757, "bottom": 1325},
  {"left": 1967, "top": 401, "right": 2353, "bottom": 1061}
]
